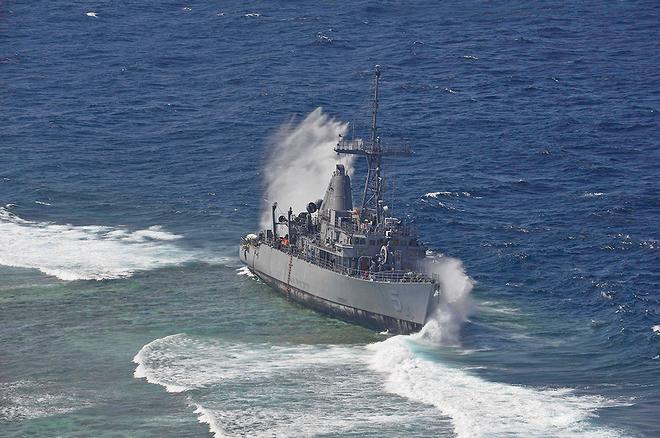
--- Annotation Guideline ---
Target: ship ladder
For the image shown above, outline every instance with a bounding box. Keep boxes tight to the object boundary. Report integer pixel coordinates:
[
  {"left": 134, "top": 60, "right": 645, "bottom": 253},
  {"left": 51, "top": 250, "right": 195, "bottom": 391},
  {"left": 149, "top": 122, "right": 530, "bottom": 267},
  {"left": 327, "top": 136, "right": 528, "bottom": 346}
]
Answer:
[{"left": 286, "top": 252, "right": 294, "bottom": 297}]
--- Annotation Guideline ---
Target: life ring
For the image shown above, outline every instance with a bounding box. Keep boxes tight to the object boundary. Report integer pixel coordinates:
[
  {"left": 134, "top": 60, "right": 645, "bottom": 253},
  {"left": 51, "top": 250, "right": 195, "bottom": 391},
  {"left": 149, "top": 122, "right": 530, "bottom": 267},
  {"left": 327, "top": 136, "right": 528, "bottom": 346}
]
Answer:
[{"left": 380, "top": 245, "right": 389, "bottom": 264}]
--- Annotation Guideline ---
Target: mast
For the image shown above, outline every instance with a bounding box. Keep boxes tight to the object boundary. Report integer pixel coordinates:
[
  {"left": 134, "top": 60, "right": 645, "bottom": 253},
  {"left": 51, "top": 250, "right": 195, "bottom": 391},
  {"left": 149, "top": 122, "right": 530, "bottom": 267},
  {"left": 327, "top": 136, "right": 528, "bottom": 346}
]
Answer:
[
  {"left": 335, "top": 65, "right": 412, "bottom": 225},
  {"left": 370, "top": 65, "right": 380, "bottom": 144},
  {"left": 359, "top": 65, "right": 383, "bottom": 223}
]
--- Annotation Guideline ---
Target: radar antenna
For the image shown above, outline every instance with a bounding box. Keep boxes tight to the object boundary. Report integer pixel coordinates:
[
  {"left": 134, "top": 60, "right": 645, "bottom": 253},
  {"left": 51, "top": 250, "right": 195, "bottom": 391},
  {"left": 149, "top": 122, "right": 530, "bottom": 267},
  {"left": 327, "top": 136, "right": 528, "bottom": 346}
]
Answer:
[{"left": 335, "top": 65, "right": 412, "bottom": 225}]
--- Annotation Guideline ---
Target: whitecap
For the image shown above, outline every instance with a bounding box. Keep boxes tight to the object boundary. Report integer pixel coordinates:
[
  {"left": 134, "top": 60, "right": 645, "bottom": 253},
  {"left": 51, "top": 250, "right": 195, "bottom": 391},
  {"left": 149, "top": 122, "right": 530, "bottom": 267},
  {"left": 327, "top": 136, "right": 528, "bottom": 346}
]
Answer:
[
  {"left": 34, "top": 200, "right": 52, "bottom": 206},
  {"left": 0, "top": 207, "right": 200, "bottom": 281},
  {"left": 192, "top": 403, "right": 227, "bottom": 437},
  {"left": 424, "top": 191, "right": 450, "bottom": 198},
  {"left": 583, "top": 192, "right": 604, "bottom": 198},
  {"left": 85, "top": 12, "right": 98, "bottom": 18},
  {"left": 0, "top": 380, "right": 92, "bottom": 421},
  {"left": 423, "top": 191, "right": 471, "bottom": 198},
  {"left": 640, "top": 239, "right": 657, "bottom": 250},
  {"left": 317, "top": 32, "right": 333, "bottom": 43},
  {"left": 652, "top": 325, "right": 660, "bottom": 335},
  {"left": 367, "top": 336, "right": 626, "bottom": 437}
]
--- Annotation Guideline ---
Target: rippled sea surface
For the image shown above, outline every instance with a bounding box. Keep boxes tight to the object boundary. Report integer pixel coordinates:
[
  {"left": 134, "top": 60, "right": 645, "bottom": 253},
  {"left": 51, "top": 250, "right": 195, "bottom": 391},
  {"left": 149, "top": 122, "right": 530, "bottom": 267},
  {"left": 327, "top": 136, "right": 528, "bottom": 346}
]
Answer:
[{"left": 1, "top": 1, "right": 659, "bottom": 437}]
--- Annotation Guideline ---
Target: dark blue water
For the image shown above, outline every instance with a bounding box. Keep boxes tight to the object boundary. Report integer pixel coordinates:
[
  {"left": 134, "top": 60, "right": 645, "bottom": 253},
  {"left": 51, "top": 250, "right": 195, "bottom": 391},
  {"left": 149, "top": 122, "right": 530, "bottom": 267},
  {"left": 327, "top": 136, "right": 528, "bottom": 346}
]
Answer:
[{"left": 1, "top": 1, "right": 659, "bottom": 436}]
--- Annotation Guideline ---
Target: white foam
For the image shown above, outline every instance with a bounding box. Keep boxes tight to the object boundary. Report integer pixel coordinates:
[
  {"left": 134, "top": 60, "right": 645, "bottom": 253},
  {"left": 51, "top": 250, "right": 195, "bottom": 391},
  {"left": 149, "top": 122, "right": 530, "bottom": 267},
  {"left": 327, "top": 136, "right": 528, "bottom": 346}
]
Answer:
[
  {"left": 652, "top": 325, "right": 660, "bottom": 335},
  {"left": 134, "top": 332, "right": 626, "bottom": 437},
  {"left": 0, "top": 208, "right": 197, "bottom": 281},
  {"left": 0, "top": 380, "right": 92, "bottom": 421},
  {"left": 133, "top": 334, "right": 362, "bottom": 393},
  {"left": 135, "top": 333, "right": 627, "bottom": 437},
  {"left": 260, "top": 108, "right": 352, "bottom": 230},
  {"left": 193, "top": 403, "right": 228, "bottom": 437},
  {"left": 423, "top": 191, "right": 471, "bottom": 199},
  {"left": 367, "top": 336, "right": 625, "bottom": 437},
  {"left": 236, "top": 266, "right": 255, "bottom": 278},
  {"left": 133, "top": 334, "right": 198, "bottom": 392},
  {"left": 640, "top": 239, "right": 657, "bottom": 250},
  {"left": 133, "top": 335, "right": 443, "bottom": 437}
]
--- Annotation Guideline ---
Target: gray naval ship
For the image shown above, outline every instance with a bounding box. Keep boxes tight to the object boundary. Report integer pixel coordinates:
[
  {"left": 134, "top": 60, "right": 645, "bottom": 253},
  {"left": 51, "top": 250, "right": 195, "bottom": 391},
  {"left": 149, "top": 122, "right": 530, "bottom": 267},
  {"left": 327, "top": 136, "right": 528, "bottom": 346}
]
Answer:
[{"left": 240, "top": 66, "right": 440, "bottom": 334}]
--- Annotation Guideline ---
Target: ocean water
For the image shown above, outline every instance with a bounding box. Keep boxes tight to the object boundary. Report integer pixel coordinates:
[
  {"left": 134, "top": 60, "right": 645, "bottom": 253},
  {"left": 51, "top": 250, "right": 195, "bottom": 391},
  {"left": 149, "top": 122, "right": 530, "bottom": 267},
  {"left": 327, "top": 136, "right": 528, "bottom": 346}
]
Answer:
[{"left": 1, "top": 1, "right": 659, "bottom": 437}]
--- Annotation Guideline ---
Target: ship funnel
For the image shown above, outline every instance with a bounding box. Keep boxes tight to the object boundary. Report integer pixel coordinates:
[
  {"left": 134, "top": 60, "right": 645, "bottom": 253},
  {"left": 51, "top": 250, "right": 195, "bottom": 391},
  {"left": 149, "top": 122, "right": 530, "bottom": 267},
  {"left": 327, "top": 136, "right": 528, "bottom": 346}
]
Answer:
[{"left": 321, "top": 164, "right": 354, "bottom": 216}]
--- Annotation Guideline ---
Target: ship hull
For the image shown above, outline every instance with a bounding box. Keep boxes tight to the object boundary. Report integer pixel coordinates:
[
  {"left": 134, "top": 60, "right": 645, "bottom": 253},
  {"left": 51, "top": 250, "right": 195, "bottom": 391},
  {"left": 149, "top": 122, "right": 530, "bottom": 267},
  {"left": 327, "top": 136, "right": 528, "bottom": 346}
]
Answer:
[{"left": 240, "top": 243, "right": 434, "bottom": 334}]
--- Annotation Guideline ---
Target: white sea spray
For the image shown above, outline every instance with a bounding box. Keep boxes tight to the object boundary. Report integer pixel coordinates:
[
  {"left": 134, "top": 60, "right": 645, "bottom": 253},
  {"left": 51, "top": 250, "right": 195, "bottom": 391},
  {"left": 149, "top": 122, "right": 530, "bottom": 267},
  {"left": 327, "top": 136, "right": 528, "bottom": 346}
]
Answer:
[
  {"left": 417, "top": 255, "right": 475, "bottom": 346},
  {"left": 260, "top": 108, "right": 353, "bottom": 230}
]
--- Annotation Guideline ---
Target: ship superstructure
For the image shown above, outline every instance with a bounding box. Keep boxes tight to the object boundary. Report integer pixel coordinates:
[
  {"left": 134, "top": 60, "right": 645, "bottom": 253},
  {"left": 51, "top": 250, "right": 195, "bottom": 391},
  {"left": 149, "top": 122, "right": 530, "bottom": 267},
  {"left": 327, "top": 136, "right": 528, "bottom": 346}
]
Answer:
[{"left": 240, "top": 66, "right": 439, "bottom": 334}]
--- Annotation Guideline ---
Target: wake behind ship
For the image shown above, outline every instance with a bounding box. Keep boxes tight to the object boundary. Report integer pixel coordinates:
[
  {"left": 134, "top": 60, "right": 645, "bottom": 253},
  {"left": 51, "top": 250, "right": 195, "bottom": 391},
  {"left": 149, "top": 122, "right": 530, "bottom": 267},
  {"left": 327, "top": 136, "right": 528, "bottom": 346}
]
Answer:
[{"left": 240, "top": 66, "right": 441, "bottom": 334}]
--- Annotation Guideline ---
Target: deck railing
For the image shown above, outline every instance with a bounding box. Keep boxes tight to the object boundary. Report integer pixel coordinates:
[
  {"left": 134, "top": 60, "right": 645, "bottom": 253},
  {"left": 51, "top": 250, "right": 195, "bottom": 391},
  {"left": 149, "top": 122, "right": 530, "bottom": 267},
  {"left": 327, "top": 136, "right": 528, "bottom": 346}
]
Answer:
[{"left": 261, "top": 240, "right": 433, "bottom": 284}]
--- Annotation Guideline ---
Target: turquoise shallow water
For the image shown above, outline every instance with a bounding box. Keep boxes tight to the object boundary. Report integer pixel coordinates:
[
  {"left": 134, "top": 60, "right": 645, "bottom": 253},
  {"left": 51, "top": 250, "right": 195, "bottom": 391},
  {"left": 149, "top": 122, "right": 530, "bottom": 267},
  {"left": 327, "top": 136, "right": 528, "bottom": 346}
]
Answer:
[{"left": 2, "top": 0, "right": 659, "bottom": 436}]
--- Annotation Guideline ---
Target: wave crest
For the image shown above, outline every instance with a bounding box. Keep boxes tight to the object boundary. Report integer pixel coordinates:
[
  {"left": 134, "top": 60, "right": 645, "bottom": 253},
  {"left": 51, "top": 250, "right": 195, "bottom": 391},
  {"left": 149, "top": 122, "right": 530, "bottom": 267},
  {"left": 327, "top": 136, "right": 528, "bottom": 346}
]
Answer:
[{"left": 0, "top": 208, "right": 197, "bottom": 281}]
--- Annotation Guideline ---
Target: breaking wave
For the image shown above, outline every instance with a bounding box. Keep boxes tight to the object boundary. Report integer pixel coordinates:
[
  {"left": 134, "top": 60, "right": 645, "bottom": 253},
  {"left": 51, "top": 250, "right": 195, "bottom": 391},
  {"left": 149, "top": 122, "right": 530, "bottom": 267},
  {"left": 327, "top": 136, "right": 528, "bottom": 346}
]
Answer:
[
  {"left": 367, "top": 336, "right": 626, "bottom": 438},
  {"left": 0, "top": 207, "right": 201, "bottom": 281},
  {"left": 133, "top": 334, "right": 447, "bottom": 436},
  {"left": 134, "top": 332, "right": 625, "bottom": 437}
]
